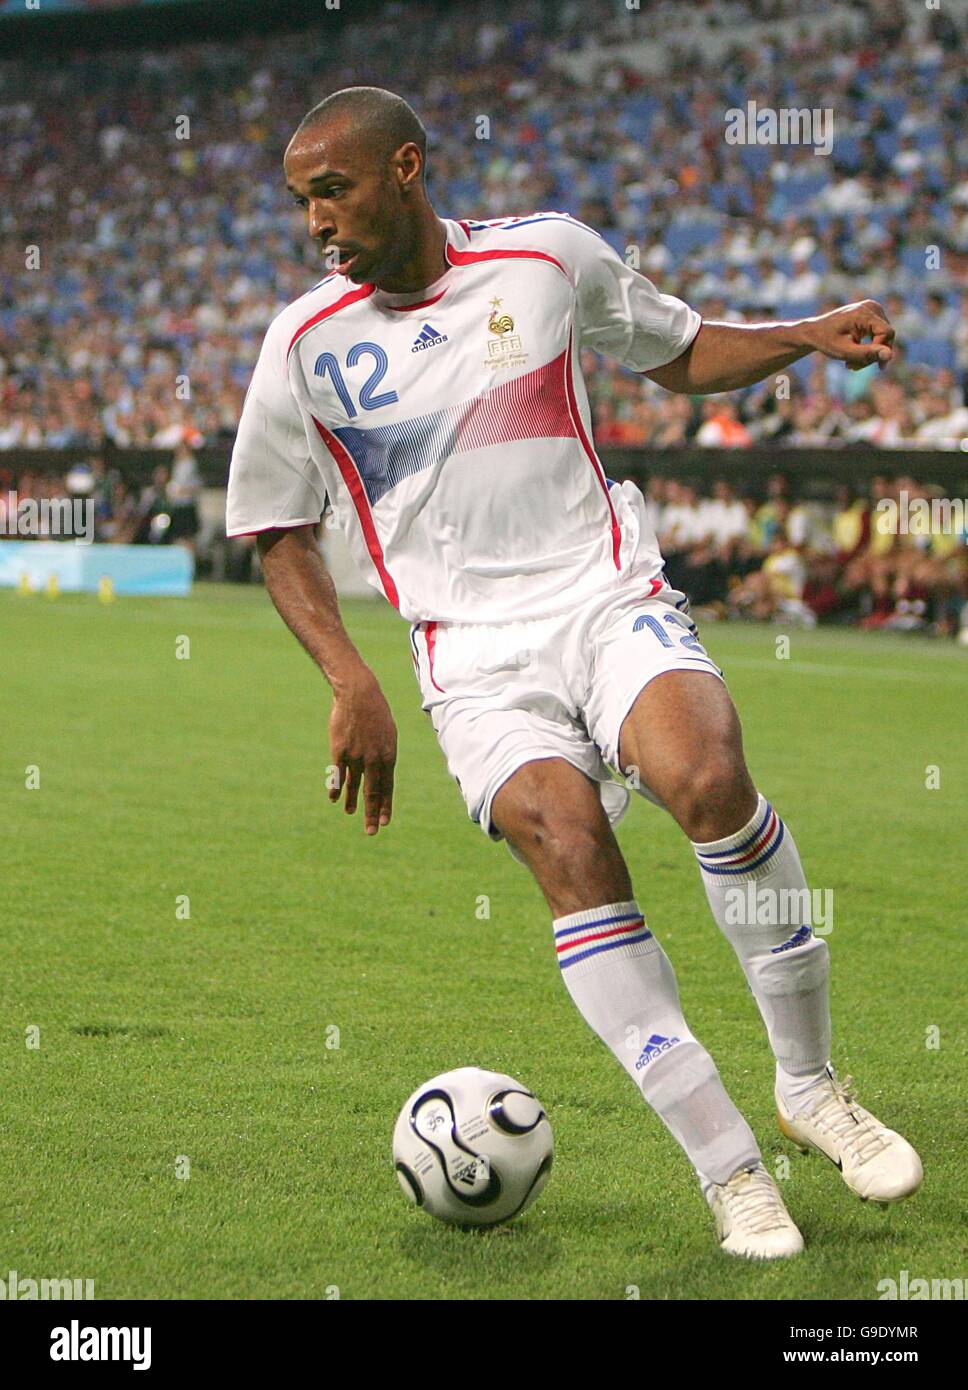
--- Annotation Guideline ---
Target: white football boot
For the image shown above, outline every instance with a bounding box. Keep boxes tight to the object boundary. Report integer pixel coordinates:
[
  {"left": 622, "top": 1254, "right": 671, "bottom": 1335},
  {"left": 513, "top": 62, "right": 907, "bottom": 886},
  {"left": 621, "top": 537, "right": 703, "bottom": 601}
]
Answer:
[
  {"left": 706, "top": 1161, "right": 805, "bottom": 1259},
  {"left": 777, "top": 1067, "right": 923, "bottom": 1206}
]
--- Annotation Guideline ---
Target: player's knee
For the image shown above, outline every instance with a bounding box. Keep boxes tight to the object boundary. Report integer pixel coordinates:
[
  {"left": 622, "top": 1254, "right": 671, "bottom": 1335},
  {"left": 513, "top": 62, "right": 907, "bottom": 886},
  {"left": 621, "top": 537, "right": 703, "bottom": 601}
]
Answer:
[
  {"left": 505, "top": 801, "right": 618, "bottom": 883},
  {"left": 516, "top": 805, "right": 607, "bottom": 865},
  {"left": 667, "top": 752, "right": 755, "bottom": 842}
]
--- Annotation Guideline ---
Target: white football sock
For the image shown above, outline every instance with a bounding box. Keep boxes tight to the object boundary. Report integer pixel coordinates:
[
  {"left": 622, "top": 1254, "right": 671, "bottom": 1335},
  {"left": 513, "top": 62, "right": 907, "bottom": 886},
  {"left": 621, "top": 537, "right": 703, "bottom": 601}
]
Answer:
[
  {"left": 692, "top": 793, "right": 831, "bottom": 1108},
  {"left": 553, "top": 899, "right": 760, "bottom": 1185}
]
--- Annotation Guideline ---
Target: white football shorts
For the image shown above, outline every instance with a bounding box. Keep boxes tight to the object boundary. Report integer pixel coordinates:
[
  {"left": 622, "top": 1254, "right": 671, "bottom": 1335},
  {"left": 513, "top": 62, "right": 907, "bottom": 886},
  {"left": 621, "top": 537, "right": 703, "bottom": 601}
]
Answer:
[{"left": 409, "top": 574, "right": 725, "bottom": 862}]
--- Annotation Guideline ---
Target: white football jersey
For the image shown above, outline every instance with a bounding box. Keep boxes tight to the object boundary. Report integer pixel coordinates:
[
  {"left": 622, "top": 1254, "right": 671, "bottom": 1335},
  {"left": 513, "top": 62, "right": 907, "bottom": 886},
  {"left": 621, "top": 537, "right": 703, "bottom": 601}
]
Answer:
[{"left": 226, "top": 212, "right": 701, "bottom": 623}]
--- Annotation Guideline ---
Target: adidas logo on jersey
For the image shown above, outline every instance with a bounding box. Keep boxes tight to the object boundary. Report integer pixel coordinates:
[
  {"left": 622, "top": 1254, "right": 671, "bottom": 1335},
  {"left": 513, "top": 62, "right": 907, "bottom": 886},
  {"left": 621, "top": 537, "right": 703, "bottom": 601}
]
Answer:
[
  {"left": 634, "top": 1033, "right": 681, "bottom": 1070},
  {"left": 411, "top": 322, "right": 449, "bottom": 353}
]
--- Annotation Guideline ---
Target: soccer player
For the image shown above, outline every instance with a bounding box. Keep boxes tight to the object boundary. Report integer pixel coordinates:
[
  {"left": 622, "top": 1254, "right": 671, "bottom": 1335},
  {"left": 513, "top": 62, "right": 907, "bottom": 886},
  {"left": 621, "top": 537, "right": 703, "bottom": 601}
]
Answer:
[{"left": 227, "top": 87, "right": 923, "bottom": 1258}]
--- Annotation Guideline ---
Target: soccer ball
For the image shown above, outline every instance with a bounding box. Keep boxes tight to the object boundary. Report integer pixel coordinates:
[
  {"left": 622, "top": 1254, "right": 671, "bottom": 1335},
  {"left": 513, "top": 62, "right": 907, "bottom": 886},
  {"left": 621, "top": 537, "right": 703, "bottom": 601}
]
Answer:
[{"left": 392, "top": 1066, "right": 554, "bottom": 1227}]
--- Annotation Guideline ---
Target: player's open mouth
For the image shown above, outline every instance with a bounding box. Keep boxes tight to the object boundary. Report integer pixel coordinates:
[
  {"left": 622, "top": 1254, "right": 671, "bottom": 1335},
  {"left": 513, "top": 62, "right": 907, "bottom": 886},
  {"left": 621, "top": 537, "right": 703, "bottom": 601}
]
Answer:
[{"left": 336, "top": 251, "right": 361, "bottom": 275}]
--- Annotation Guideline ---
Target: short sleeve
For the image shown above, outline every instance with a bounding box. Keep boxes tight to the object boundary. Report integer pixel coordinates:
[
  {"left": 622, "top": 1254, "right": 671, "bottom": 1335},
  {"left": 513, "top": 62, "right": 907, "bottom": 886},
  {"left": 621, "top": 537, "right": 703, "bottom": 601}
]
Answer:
[
  {"left": 226, "top": 314, "right": 326, "bottom": 537},
  {"left": 553, "top": 218, "right": 701, "bottom": 372}
]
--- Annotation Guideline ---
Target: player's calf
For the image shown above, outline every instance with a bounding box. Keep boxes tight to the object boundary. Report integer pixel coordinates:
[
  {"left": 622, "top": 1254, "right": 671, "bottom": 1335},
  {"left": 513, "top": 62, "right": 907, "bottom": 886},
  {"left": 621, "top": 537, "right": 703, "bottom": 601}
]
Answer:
[
  {"left": 692, "top": 794, "right": 836, "bottom": 1114},
  {"left": 552, "top": 898, "right": 764, "bottom": 1200}
]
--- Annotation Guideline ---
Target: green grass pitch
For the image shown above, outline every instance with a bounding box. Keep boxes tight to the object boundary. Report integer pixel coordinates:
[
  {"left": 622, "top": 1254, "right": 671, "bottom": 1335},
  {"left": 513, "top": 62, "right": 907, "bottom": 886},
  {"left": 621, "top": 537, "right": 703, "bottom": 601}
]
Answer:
[{"left": 2, "top": 583, "right": 965, "bottom": 1300}]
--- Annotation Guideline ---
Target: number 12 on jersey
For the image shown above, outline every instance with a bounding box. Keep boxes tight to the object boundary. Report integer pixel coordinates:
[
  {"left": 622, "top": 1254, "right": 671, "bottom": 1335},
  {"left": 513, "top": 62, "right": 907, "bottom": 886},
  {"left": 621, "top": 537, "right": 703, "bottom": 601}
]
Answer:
[{"left": 314, "top": 342, "right": 398, "bottom": 417}]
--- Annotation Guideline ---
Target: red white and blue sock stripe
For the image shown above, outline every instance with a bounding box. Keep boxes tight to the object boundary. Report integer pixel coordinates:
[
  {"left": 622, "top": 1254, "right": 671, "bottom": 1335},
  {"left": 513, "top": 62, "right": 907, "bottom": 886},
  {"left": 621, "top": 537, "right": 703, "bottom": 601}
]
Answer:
[
  {"left": 553, "top": 903, "right": 654, "bottom": 974},
  {"left": 693, "top": 796, "right": 785, "bottom": 879}
]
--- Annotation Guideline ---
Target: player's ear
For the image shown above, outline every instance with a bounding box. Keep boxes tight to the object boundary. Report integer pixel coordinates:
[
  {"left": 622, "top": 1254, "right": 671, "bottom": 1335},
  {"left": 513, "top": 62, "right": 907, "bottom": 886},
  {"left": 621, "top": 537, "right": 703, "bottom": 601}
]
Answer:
[{"left": 394, "top": 142, "right": 423, "bottom": 194}]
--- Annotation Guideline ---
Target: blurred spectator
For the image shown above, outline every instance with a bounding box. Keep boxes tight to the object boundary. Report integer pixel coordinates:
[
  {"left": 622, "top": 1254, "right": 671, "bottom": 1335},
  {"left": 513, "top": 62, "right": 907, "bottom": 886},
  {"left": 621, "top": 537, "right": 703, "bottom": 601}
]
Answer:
[
  {"left": 167, "top": 443, "right": 202, "bottom": 553},
  {"left": 696, "top": 400, "right": 753, "bottom": 448},
  {"left": 130, "top": 463, "right": 173, "bottom": 545},
  {"left": 830, "top": 484, "right": 870, "bottom": 559}
]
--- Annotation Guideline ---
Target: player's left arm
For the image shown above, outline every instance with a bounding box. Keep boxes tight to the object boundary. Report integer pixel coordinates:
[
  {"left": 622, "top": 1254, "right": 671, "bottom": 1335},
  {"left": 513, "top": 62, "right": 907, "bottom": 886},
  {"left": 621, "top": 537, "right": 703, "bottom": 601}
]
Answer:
[
  {"left": 553, "top": 218, "right": 894, "bottom": 395},
  {"left": 644, "top": 300, "right": 895, "bottom": 395}
]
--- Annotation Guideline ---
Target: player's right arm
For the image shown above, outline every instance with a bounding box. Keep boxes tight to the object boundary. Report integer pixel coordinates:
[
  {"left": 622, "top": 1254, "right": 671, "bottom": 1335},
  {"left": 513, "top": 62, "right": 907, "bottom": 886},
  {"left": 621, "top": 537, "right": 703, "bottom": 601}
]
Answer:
[
  {"left": 257, "top": 525, "right": 397, "bottom": 836},
  {"left": 227, "top": 310, "right": 396, "bottom": 836}
]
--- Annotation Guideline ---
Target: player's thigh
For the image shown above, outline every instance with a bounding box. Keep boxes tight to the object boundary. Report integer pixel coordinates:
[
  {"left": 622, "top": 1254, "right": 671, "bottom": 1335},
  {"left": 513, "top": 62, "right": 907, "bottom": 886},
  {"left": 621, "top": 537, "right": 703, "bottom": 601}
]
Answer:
[
  {"left": 491, "top": 757, "right": 632, "bottom": 914},
  {"left": 578, "top": 584, "right": 755, "bottom": 837},
  {"left": 618, "top": 670, "right": 757, "bottom": 838}
]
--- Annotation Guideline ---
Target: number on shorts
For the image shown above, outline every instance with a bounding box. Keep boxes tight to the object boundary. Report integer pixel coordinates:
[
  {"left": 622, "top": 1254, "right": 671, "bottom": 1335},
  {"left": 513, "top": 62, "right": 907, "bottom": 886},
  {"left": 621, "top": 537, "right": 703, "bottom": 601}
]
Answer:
[{"left": 638, "top": 612, "right": 706, "bottom": 654}]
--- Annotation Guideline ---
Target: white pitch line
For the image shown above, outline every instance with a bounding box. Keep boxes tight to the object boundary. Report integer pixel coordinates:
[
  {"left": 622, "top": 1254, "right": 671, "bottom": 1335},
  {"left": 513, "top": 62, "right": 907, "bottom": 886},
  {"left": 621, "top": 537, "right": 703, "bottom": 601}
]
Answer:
[{"left": 716, "top": 655, "right": 968, "bottom": 684}]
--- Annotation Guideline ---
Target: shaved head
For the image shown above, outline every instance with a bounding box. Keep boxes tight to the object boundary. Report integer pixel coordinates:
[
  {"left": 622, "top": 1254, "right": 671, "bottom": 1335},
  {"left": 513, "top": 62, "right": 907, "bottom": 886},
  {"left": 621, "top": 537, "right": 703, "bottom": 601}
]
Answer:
[
  {"left": 284, "top": 86, "right": 446, "bottom": 294},
  {"left": 295, "top": 86, "right": 427, "bottom": 173}
]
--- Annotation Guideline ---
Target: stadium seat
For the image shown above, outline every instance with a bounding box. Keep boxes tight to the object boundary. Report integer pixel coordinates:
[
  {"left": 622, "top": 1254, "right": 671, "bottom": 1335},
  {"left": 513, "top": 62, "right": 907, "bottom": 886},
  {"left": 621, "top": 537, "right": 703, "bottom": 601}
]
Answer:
[
  {"left": 900, "top": 245, "right": 930, "bottom": 277},
  {"left": 903, "top": 339, "right": 957, "bottom": 370},
  {"left": 874, "top": 131, "right": 900, "bottom": 162}
]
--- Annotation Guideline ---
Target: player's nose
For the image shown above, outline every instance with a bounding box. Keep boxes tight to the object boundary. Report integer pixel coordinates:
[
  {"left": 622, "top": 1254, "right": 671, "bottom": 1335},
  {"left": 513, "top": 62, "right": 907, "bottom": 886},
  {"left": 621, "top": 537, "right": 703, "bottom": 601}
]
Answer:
[{"left": 307, "top": 200, "right": 333, "bottom": 241}]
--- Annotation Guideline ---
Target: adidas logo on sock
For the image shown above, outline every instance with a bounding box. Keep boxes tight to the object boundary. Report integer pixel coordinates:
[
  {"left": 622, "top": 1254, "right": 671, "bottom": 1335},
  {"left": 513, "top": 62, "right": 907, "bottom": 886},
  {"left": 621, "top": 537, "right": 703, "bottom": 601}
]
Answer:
[
  {"left": 634, "top": 1032, "right": 681, "bottom": 1070},
  {"left": 411, "top": 323, "right": 449, "bottom": 353},
  {"left": 770, "top": 924, "right": 813, "bottom": 954}
]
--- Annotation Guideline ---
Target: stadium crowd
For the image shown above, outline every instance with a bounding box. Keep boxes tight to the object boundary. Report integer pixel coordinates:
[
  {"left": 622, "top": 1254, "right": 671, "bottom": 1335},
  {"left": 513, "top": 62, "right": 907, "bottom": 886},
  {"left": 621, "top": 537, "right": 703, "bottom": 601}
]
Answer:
[
  {"left": 2, "top": 0, "right": 968, "bottom": 452},
  {"left": 646, "top": 471, "right": 968, "bottom": 637}
]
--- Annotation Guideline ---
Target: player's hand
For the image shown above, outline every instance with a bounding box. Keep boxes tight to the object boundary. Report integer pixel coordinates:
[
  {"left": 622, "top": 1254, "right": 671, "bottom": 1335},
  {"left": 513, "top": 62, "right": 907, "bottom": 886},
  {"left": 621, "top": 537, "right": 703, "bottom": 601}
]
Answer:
[
  {"left": 804, "top": 299, "right": 896, "bottom": 372},
  {"left": 328, "top": 670, "right": 397, "bottom": 835}
]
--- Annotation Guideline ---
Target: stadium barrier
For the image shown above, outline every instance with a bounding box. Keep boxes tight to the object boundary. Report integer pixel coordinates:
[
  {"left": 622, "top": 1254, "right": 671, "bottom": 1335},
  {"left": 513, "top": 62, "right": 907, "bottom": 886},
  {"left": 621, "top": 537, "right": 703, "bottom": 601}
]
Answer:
[
  {"left": 0, "top": 542, "right": 194, "bottom": 597},
  {"left": 2, "top": 447, "right": 966, "bottom": 496}
]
